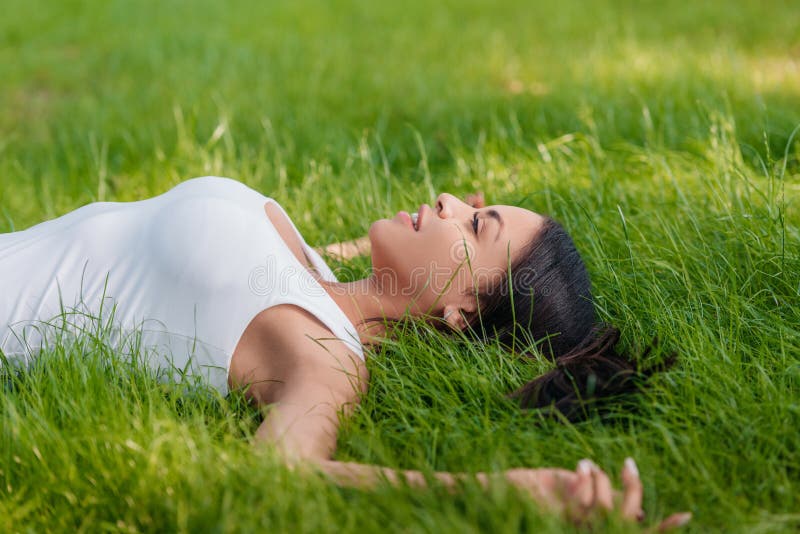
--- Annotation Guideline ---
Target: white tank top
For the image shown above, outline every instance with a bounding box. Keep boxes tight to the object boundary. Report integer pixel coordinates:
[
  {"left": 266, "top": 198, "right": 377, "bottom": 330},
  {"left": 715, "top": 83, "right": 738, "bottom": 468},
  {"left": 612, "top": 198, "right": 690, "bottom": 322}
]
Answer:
[{"left": 0, "top": 176, "right": 364, "bottom": 395}]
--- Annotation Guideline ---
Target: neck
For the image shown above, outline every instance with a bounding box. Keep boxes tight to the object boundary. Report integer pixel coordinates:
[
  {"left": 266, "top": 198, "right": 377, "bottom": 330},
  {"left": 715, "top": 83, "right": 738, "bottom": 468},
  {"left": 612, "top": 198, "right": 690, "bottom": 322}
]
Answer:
[{"left": 318, "top": 275, "right": 414, "bottom": 346}]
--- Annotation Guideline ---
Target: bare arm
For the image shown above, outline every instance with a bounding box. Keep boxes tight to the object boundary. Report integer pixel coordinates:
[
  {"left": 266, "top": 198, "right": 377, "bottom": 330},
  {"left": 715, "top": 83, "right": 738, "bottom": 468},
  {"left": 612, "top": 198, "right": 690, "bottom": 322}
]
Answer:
[
  {"left": 249, "top": 280, "right": 688, "bottom": 529},
  {"left": 255, "top": 386, "right": 562, "bottom": 504},
  {"left": 310, "top": 455, "right": 690, "bottom": 530},
  {"left": 317, "top": 235, "right": 371, "bottom": 261},
  {"left": 310, "top": 459, "right": 573, "bottom": 509},
  {"left": 254, "top": 381, "right": 691, "bottom": 527}
]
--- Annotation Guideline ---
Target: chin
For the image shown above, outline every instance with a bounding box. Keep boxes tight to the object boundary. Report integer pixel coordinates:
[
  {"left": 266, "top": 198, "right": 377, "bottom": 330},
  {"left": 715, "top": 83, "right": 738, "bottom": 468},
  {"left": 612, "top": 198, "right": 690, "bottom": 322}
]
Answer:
[
  {"left": 367, "top": 219, "right": 406, "bottom": 274},
  {"left": 367, "top": 219, "right": 386, "bottom": 246},
  {"left": 367, "top": 220, "right": 390, "bottom": 262}
]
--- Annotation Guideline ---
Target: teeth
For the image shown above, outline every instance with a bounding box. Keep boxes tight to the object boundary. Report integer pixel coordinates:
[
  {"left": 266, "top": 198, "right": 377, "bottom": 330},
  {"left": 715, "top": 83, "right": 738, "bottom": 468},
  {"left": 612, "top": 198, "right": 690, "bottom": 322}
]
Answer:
[{"left": 411, "top": 212, "right": 419, "bottom": 230}]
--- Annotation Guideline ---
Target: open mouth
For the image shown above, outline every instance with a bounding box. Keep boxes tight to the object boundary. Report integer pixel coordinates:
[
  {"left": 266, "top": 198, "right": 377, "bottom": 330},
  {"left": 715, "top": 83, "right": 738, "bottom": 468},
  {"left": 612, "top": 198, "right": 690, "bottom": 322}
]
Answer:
[
  {"left": 399, "top": 205, "right": 425, "bottom": 231},
  {"left": 412, "top": 204, "right": 427, "bottom": 231}
]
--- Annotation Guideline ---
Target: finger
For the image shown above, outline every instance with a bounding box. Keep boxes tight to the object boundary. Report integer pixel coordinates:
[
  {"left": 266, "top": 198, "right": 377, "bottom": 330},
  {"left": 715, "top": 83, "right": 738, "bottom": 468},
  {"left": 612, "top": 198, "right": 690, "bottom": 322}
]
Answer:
[
  {"left": 531, "top": 469, "right": 565, "bottom": 511},
  {"left": 465, "top": 192, "right": 485, "bottom": 208},
  {"left": 655, "top": 512, "right": 692, "bottom": 532},
  {"left": 590, "top": 464, "right": 614, "bottom": 511},
  {"left": 571, "top": 459, "right": 595, "bottom": 510},
  {"left": 621, "top": 457, "right": 644, "bottom": 521}
]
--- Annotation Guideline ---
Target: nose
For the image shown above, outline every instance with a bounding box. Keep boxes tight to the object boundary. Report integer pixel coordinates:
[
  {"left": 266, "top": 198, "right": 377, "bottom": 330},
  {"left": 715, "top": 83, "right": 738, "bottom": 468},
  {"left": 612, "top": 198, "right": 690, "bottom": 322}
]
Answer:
[{"left": 435, "top": 193, "right": 466, "bottom": 220}]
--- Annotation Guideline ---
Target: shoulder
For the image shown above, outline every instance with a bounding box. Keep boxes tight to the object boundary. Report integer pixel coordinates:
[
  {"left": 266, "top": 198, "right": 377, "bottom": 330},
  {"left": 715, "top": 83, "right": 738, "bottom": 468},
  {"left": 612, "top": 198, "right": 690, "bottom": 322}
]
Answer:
[
  {"left": 263, "top": 201, "right": 311, "bottom": 267},
  {"left": 231, "top": 303, "right": 369, "bottom": 406},
  {"left": 260, "top": 304, "right": 368, "bottom": 386}
]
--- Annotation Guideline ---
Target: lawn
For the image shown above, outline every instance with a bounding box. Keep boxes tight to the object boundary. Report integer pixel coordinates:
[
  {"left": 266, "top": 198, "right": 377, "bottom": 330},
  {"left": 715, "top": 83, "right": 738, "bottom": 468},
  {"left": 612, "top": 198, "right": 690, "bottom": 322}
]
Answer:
[{"left": 1, "top": 0, "right": 799, "bottom": 531}]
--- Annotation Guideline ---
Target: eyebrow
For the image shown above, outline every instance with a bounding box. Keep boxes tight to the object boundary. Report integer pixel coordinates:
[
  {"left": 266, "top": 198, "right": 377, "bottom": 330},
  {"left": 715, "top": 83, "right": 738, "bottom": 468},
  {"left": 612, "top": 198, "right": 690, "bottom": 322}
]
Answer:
[{"left": 486, "top": 209, "right": 504, "bottom": 241}]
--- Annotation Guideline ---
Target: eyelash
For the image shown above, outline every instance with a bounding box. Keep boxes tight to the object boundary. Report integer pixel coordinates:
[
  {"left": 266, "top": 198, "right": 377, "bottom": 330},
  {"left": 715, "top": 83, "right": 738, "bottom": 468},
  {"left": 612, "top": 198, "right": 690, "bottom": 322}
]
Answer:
[{"left": 472, "top": 212, "right": 479, "bottom": 234}]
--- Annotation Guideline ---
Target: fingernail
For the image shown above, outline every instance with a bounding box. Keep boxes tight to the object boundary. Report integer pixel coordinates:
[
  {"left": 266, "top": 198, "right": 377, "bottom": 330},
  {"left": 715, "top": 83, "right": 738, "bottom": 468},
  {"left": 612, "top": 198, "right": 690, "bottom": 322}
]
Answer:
[
  {"left": 676, "top": 512, "right": 692, "bottom": 526},
  {"left": 578, "top": 459, "right": 592, "bottom": 475},
  {"left": 624, "top": 457, "right": 639, "bottom": 477}
]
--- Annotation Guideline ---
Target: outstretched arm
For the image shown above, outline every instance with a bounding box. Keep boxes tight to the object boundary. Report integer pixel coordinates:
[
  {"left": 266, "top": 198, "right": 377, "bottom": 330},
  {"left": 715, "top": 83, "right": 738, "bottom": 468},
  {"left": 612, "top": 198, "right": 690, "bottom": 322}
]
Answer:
[
  {"left": 256, "top": 387, "right": 572, "bottom": 507},
  {"left": 310, "top": 457, "right": 681, "bottom": 527},
  {"left": 313, "top": 458, "right": 616, "bottom": 510},
  {"left": 255, "top": 380, "right": 688, "bottom": 529},
  {"left": 318, "top": 235, "right": 372, "bottom": 261}
]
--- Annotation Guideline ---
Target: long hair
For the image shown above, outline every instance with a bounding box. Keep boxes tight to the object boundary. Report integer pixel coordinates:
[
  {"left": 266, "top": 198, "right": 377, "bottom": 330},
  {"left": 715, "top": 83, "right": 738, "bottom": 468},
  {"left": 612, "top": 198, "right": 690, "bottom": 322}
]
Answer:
[{"left": 469, "top": 218, "right": 671, "bottom": 421}]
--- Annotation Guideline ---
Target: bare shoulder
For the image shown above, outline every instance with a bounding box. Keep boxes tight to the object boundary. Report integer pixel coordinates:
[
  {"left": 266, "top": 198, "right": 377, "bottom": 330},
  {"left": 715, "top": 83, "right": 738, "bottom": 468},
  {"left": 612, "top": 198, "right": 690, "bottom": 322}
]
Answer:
[
  {"left": 229, "top": 303, "right": 369, "bottom": 409},
  {"left": 264, "top": 201, "right": 309, "bottom": 267}
]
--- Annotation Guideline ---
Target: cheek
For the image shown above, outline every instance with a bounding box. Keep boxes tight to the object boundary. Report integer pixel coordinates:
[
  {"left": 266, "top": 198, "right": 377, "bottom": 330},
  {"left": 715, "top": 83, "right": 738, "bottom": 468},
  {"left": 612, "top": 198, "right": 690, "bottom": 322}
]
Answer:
[
  {"left": 368, "top": 222, "right": 477, "bottom": 301},
  {"left": 414, "top": 238, "right": 476, "bottom": 301},
  {"left": 432, "top": 237, "right": 494, "bottom": 294}
]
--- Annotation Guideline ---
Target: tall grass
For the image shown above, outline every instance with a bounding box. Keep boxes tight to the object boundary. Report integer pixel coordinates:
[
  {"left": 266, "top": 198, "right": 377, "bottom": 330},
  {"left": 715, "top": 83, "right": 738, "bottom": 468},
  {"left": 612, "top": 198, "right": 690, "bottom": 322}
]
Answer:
[{"left": 1, "top": 0, "right": 799, "bottom": 531}]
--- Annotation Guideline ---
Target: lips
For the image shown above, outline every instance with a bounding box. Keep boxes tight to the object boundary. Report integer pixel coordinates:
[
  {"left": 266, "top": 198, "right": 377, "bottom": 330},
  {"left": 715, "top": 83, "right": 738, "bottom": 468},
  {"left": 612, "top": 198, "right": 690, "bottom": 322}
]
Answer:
[
  {"left": 397, "top": 210, "right": 415, "bottom": 231},
  {"left": 397, "top": 204, "right": 427, "bottom": 232}
]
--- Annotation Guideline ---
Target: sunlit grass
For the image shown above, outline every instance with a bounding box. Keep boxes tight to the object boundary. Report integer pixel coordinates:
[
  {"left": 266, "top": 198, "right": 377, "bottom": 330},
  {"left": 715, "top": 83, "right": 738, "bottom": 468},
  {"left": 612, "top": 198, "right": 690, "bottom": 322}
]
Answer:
[{"left": 1, "top": 0, "right": 799, "bottom": 532}]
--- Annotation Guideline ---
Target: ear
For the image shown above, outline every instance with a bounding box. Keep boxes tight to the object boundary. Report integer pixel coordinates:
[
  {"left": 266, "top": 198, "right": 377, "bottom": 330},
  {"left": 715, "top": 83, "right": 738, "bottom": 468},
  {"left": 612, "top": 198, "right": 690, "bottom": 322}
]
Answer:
[{"left": 443, "top": 300, "right": 477, "bottom": 331}]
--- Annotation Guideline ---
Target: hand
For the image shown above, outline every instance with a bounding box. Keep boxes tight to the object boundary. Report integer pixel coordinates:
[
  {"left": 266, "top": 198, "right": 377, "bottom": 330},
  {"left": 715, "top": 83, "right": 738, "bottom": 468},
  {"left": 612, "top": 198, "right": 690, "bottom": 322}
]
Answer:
[
  {"left": 321, "top": 235, "right": 371, "bottom": 260},
  {"left": 464, "top": 191, "right": 485, "bottom": 208},
  {"left": 504, "top": 458, "right": 691, "bottom": 530}
]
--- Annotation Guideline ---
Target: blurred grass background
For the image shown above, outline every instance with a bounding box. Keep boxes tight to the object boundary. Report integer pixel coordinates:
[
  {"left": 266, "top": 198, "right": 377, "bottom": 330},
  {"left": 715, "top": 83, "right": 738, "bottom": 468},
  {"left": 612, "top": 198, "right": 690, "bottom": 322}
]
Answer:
[{"left": 1, "top": 0, "right": 799, "bottom": 532}]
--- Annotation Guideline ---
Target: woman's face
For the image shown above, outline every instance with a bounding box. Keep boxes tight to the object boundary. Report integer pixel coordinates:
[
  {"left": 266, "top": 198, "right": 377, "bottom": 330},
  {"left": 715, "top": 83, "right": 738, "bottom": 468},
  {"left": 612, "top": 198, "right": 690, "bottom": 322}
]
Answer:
[{"left": 369, "top": 193, "right": 546, "bottom": 322}]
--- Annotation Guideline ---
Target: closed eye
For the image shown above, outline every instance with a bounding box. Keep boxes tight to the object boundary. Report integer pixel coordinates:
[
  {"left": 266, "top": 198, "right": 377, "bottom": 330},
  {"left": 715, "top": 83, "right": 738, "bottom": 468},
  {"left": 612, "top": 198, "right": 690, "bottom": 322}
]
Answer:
[{"left": 472, "top": 212, "right": 479, "bottom": 234}]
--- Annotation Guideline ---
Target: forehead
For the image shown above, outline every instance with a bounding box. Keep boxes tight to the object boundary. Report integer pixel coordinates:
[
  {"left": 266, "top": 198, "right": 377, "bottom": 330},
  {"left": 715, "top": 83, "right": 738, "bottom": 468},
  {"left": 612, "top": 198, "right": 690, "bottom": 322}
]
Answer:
[
  {"left": 476, "top": 205, "right": 545, "bottom": 263},
  {"left": 467, "top": 204, "right": 544, "bottom": 288},
  {"left": 493, "top": 204, "right": 545, "bottom": 251}
]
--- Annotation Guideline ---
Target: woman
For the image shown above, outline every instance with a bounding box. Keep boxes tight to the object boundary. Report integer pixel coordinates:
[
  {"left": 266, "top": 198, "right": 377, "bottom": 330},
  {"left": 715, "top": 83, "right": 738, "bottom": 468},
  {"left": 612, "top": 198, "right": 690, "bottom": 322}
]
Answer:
[{"left": 0, "top": 177, "right": 688, "bottom": 528}]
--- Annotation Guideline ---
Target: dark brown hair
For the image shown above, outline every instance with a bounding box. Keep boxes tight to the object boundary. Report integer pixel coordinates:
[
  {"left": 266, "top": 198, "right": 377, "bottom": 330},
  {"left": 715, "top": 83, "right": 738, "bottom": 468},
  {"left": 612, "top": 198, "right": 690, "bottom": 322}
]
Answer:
[{"left": 469, "top": 217, "right": 669, "bottom": 422}]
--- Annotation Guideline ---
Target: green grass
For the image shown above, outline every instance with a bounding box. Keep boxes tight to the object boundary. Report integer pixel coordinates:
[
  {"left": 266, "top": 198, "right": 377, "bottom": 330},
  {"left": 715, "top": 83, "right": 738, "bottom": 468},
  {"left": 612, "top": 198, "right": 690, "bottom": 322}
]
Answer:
[{"left": 1, "top": 0, "right": 799, "bottom": 531}]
